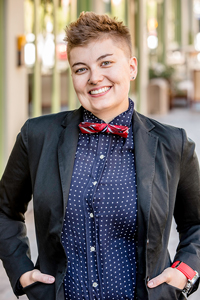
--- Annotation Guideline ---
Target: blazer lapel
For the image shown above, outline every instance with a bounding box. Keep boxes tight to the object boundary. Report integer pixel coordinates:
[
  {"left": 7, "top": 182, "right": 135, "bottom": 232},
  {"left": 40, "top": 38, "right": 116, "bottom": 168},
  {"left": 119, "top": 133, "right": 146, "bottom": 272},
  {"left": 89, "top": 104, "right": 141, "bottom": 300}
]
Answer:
[
  {"left": 133, "top": 111, "right": 158, "bottom": 273},
  {"left": 58, "top": 108, "right": 158, "bottom": 241},
  {"left": 58, "top": 107, "right": 82, "bottom": 217}
]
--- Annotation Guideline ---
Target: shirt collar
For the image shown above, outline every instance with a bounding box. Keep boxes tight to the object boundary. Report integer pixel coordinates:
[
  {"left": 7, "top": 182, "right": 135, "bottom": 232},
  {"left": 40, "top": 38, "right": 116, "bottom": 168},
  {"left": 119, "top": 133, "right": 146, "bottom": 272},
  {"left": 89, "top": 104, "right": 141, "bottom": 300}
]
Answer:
[{"left": 83, "top": 98, "right": 134, "bottom": 128}]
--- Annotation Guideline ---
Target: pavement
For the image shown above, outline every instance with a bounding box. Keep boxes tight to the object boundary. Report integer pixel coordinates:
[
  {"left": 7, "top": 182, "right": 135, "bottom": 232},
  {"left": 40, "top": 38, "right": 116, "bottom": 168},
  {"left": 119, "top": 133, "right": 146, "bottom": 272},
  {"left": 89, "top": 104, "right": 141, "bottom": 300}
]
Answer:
[{"left": 0, "top": 105, "right": 200, "bottom": 299}]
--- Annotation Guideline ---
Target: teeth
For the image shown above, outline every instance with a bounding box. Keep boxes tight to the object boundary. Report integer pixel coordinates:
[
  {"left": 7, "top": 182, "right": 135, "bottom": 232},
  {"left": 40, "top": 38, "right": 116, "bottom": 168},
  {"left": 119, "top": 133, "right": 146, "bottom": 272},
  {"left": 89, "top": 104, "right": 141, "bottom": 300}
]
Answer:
[{"left": 90, "top": 87, "right": 110, "bottom": 95}]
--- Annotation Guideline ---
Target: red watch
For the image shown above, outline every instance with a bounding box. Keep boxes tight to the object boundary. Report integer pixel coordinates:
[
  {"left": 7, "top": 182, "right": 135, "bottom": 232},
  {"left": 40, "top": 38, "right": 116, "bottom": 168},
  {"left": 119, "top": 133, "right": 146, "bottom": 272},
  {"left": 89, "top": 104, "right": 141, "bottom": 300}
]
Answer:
[{"left": 171, "top": 261, "right": 199, "bottom": 295}]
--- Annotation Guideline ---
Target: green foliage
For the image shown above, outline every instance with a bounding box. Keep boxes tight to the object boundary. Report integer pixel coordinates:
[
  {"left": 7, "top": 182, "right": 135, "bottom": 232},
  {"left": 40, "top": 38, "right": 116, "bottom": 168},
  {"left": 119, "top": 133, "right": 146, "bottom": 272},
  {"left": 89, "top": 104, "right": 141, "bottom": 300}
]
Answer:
[{"left": 149, "top": 63, "right": 174, "bottom": 80}]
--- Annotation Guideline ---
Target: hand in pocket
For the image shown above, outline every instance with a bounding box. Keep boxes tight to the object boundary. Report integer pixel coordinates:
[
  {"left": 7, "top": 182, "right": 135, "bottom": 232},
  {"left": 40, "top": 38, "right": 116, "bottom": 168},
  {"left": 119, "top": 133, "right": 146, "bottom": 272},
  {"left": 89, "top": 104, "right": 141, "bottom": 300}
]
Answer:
[
  {"left": 20, "top": 269, "right": 55, "bottom": 288},
  {"left": 147, "top": 267, "right": 187, "bottom": 290}
]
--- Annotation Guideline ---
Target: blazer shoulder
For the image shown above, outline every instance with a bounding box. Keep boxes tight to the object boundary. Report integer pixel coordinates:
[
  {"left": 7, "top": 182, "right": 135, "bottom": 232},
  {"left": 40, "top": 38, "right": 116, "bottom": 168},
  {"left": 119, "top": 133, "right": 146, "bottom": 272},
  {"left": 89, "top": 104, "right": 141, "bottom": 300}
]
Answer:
[
  {"left": 20, "top": 108, "right": 82, "bottom": 147},
  {"left": 23, "top": 108, "right": 81, "bottom": 131},
  {"left": 135, "top": 111, "right": 181, "bottom": 132},
  {"left": 134, "top": 111, "right": 185, "bottom": 149},
  {"left": 27, "top": 110, "right": 74, "bottom": 128}
]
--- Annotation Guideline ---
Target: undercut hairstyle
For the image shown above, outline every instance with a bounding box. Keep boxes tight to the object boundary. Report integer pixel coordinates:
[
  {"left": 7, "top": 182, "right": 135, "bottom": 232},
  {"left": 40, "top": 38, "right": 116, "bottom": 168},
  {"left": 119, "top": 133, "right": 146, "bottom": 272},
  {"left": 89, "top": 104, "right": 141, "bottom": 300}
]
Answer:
[{"left": 64, "top": 11, "right": 132, "bottom": 62}]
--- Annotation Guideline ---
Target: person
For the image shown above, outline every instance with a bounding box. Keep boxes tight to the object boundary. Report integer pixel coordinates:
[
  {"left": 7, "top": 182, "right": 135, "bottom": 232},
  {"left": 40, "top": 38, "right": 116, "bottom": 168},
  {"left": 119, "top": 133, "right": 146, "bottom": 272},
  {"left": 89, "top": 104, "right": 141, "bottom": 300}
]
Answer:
[{"left": 0, "top": 11, "right": 200, "bottom": 300}]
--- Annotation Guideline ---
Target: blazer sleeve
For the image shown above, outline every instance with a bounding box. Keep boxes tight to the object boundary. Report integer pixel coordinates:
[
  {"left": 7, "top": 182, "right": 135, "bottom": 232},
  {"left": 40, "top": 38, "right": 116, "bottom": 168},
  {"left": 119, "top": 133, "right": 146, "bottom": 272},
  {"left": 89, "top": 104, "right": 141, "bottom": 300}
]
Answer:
[
  {"left": 173, "top": 128, "right": 200, "bottom": 295},
  {"left": 0, "top": 120, "right": 34, "bottom": 296}
]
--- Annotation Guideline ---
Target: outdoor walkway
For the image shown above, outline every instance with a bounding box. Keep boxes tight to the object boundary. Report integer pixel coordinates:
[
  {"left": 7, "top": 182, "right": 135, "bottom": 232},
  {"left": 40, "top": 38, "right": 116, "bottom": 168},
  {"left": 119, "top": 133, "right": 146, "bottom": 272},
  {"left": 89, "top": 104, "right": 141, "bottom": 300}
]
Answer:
[{"left": 0, "top": 106, "right": 200, "bottom": 299}]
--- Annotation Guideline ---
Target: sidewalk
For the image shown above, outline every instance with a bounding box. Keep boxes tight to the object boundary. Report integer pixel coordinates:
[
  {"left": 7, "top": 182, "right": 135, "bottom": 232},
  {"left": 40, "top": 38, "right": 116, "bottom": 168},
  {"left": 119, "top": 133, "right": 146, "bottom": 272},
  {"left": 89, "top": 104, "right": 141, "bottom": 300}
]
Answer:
[{"left": 0, "top": 107, "right": 200, "bottom": 299}]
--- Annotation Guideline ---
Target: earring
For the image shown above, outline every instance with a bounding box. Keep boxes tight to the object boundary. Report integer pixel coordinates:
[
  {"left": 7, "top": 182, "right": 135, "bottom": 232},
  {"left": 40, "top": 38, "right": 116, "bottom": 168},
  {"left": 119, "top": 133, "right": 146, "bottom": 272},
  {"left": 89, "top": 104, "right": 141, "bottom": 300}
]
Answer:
[{"left": 132, "top": 77, "right": 135, "bottom": 80}]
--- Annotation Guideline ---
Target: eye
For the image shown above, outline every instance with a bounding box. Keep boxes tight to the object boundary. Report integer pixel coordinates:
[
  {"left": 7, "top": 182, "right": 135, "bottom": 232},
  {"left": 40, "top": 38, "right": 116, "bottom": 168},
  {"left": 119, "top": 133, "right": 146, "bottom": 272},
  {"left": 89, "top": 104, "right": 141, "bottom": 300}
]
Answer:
[
  {"left": 75, "top": 67, "right": 87, "bottom": 74},
  {"left": 101, "top": 61, "right": 111, "bottom": 66}
]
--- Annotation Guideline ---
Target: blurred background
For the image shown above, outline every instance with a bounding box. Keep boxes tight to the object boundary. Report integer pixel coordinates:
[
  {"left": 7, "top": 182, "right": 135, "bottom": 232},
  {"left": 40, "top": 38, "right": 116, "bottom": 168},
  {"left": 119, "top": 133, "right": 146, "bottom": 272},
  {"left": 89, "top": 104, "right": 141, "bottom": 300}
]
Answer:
[
  {"left": 0, "top": 0, "right": 200, "bottom": 299},
  {"left": 1, "top": 0, "right": 200, "bottom": 172},
  {"left": 0, "top": 0, "right": 200, "bottom": 170}
]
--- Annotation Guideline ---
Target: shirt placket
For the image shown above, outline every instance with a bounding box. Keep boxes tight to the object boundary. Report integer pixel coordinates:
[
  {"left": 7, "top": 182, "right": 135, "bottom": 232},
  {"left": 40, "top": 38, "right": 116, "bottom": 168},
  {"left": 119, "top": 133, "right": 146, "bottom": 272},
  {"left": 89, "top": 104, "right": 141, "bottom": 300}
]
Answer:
[{"left": 84, "top": 133, "right": 111, "bottom": 300}]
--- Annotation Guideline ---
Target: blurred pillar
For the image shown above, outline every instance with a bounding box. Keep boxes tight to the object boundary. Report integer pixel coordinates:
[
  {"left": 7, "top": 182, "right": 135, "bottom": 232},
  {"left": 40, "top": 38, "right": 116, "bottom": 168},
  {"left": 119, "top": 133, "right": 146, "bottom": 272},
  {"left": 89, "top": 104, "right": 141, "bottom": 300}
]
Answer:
[
  {"left": 157, "top": 1, "right": 164, "bottom": 63},
  {"left": 4, "top": 0, "right": 28, "bottom": 160},
  {"left": 92, "top": 0, "right": 105, "bottom": 14},
  {"left": 68, "top": 0, "right": 92, "bottom": 110},
  {"left": 157, "top": 0, "right": 169, "bottom": 64},
  {"left": 181, "top": 0, "right": 189, "bottom": 48},
  {"left": 128, "top": 0, "right": 136, "bottom": 51},
  {"left": 188, "top": 0, "right": 194, "bottom": 45},
  {"left": 128, "top": 0, "right": 136, "bottom": 98},
  {"left": 111, "top": 0, "right": 126, "bottom": 23},
  {"left": 104, "top": 0, "right": 112, "bottom": 14},
  {"left": 163, "top": 0, "right": 169, "bottom": 64},
  {"left": 175, "top": 0, "right": 182, "bottom": 46},
  {"left": 71, "top": 0, "right": 77, "bottom": 20},
  {"left": 51, "top": 0, "right": 60, "bottom": 113},
  {"left": 68, "top": 0, "right": 78, "bottom": 110},
  {"left": 32, "top": 0, "right": 42, "bottom": 117},
  {"left": 0, "top": 0, "right": 5, "bottom": 175},
  {"left": 179, "top": 0, "right": 196, "bottom": 47},
  {"left": 135, "top": 0, "right": 148, "bottom": 114},
  {"left": 77, "top": 0, "right": 90, "bottom": 14},
  {"left": 78, "top": 0, "right": 86, "bottom": 12}
]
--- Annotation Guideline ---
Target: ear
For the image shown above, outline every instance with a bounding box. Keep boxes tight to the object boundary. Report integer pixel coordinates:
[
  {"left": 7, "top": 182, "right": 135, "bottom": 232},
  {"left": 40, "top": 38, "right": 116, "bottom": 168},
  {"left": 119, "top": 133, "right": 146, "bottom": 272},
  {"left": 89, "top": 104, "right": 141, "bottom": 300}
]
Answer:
[{"left": 130, "top": 57, "right": 137, "bottom": 81}]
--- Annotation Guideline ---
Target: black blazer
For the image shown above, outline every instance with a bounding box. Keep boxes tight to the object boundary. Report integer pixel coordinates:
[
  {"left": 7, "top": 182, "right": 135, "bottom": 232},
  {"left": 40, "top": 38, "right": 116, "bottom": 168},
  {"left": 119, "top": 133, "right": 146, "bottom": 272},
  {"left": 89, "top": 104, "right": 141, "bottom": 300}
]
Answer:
[{"left": 0, "top": 107, "right": 200, "bottom": 300}]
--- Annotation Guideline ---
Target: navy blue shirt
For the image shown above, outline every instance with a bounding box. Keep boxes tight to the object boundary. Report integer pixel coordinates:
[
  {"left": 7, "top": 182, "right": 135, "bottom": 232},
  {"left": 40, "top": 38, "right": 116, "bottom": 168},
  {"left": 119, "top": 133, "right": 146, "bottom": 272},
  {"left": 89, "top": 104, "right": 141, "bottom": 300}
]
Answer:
[{"left": 61, "top": 99, "right": 138, "bottom": 299}]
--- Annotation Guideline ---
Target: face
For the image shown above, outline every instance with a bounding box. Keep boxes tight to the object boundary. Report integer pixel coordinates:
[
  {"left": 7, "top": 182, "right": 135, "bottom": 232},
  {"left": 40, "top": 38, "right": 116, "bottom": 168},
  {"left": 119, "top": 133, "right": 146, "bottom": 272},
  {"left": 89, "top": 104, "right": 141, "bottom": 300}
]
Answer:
[{"left": 69, "top": 38, "right": 137, "bottom": 123}]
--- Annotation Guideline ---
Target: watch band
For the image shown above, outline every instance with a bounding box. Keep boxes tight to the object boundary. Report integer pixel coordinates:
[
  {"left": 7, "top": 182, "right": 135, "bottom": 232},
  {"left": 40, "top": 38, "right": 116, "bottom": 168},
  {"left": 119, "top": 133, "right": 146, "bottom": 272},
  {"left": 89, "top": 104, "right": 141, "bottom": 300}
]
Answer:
[{"left": 171, "top": 261, "right": 196, "bottom": 280}]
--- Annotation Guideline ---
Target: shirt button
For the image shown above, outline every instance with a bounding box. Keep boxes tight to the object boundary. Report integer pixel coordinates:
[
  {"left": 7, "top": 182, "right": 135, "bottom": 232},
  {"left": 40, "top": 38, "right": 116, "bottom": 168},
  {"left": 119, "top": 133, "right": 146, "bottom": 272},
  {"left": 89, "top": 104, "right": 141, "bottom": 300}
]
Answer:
[
  {"left": 90, "top": 212, "right": 94, "bottom": 218},
  {"left": 92, "top": 282, "right": 98, "bottom": 288},
  {"left": 93, "top": 181, "right": 97, "bottom": 186},
  {"left": 100, "top": 155, "right": 105, "bottom": 159},
  {"left": 90, "top": 246, "right": 95, "bottom": 252}
]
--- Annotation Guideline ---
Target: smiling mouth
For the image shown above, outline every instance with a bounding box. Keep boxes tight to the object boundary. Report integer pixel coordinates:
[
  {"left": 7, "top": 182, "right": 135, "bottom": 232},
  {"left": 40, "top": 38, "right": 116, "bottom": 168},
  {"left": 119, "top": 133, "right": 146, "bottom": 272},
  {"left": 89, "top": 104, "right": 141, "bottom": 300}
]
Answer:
[{"left": 89, "top": 87, "right": 111, "bottom": 95}]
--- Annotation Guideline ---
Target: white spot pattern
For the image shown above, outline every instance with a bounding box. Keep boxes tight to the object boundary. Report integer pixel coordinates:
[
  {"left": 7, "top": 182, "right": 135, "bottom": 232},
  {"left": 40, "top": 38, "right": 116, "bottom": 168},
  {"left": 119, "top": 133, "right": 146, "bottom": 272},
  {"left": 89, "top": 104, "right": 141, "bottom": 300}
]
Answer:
[{"left": 61, "top": 99, "right": 138, "bottom": 300}]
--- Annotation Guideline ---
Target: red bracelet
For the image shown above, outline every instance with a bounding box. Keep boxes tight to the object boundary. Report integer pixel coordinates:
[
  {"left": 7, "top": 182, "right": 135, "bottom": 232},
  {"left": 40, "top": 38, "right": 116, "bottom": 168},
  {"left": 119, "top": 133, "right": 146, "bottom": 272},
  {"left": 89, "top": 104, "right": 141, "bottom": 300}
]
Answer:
[{"left": 171, "top": 261, "right": 196, "bottom": 280}]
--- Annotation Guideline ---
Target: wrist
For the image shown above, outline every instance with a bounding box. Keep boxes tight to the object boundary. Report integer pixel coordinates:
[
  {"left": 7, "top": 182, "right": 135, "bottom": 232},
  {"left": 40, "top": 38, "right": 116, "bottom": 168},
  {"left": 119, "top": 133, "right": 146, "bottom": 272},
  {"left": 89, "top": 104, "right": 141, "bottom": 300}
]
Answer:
[
  {"left": 20, "top": 270, "right": 34, "bottom": 288},
  {"left": 171, "top": 261, "right": 199, "bottom": 296}
]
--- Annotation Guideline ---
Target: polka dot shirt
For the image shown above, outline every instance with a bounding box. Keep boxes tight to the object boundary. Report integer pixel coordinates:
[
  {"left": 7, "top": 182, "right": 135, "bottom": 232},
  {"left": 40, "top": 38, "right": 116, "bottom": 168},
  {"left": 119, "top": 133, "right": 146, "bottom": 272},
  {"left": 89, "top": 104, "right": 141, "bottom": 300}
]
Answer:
[{"left": 61, "top": 99, "right": 138, "bottom": 300}]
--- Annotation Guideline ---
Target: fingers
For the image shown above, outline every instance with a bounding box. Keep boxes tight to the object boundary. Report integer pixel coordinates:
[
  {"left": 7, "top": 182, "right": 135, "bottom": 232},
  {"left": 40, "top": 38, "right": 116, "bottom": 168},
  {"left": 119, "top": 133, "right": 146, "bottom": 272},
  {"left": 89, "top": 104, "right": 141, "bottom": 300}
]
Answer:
[
  {"left": 147, "top": 269, "right": 170, "bottom": 288},
  {"left": 147, "top": 267, "right": 187, "bottom": 290},
  {"left": 31, "top": 269, "right": 55, "bottom": 283},
  {"left": 20, "top": 269, "right": 55, "bottom": 288}
]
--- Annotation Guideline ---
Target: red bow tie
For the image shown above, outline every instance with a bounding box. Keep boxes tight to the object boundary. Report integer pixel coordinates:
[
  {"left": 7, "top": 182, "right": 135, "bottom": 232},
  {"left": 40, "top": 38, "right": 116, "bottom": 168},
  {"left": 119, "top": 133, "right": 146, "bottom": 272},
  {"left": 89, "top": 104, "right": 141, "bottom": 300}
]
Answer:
[{"left": 79, "top": 122, "right": 129, "bottom": 138}]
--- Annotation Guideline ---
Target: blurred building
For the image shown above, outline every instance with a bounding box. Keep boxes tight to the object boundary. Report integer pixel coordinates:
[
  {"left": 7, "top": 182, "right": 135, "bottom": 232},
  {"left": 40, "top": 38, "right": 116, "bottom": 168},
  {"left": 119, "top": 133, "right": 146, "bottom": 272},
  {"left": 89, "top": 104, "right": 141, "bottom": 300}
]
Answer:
[{"left": 0, "top": 0, "right": 200, "bottom": 175}]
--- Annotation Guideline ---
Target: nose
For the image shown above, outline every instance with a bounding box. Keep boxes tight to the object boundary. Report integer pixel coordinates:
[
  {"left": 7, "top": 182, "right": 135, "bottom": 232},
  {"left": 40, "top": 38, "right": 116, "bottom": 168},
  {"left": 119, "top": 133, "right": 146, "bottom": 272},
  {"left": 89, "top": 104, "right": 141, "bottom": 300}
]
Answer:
[{"left": 88, "top": 68, "right": 103, "bottom": 85}]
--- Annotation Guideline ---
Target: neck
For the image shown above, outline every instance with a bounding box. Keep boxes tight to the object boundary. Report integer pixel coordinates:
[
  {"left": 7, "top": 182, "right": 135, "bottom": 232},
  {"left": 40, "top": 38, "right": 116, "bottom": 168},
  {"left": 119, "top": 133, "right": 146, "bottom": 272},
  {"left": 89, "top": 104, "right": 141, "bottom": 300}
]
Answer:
[{"left": 92, "top": 102, "right": 130, "bottom": 123}]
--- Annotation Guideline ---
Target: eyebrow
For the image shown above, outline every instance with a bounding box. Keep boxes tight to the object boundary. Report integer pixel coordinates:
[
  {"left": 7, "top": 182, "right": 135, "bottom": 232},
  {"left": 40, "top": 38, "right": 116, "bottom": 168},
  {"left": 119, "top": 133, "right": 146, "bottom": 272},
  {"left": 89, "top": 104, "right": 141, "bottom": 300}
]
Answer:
[
  {"left": 97, "top": 53, "right": 113, "bottom": 61},
  {"left": 71, "top": 53, "right": 113, "bottom": 68}
]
